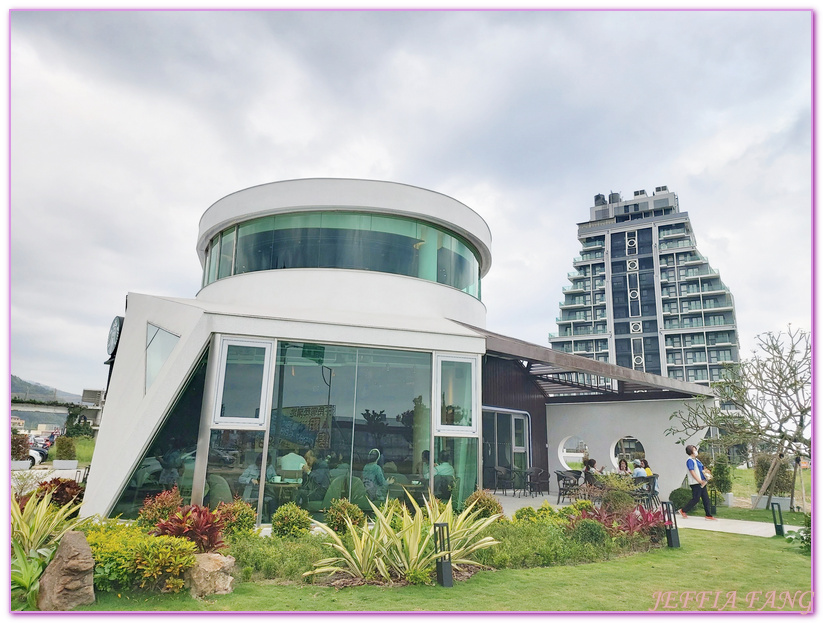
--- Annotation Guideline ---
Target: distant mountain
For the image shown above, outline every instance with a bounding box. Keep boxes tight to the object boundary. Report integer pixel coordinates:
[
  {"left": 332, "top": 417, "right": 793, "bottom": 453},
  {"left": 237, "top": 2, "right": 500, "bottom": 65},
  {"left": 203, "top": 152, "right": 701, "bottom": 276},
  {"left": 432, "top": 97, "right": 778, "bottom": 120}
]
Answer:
[{"left": 10, "top": 375, "right": 82, "bottom": 403}]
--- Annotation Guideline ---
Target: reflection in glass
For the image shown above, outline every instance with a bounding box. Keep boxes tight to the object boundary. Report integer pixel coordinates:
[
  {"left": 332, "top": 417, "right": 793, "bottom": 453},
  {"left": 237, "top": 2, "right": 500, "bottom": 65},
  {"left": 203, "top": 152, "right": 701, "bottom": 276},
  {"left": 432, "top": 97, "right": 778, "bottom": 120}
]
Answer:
[
  {"left": 111, "top": 348, "right": 209, "bottom": 519},
  {"left": 440, "top": 360, "right": 473, "bottom": 427},
  {"left": 204, "top": 211, "right": 481, "bottom": 298},
  {"left": 262, "top": 341, "right": 432, "bottom": 521},
  {"left": 204, "top": 429, "right": 267, "bottom": 514},
  {"left": 220, "top": 345, "right": 266, "bottom": 419},
  {"left": 145, "top": 324, "right": 180, "bottom": 391},
  {"left": 433, "top": 436, "right": 478, "bottom": 509}
]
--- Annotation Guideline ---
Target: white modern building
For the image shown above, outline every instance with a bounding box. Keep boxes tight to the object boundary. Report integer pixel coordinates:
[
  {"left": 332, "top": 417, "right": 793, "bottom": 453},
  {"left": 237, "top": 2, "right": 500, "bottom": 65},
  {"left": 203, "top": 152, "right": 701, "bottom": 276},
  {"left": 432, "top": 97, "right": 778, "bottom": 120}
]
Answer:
[{"left": 83, "top": 179, "right": 713, "bottom": 522}]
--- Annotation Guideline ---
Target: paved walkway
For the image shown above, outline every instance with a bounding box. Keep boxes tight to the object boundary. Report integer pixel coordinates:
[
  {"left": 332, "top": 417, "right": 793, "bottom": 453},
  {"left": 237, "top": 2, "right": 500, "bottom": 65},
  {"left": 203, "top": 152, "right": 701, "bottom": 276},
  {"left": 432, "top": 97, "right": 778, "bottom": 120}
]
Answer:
[{"left": 492, "top": 490, "right": 802, "bottom": 538}]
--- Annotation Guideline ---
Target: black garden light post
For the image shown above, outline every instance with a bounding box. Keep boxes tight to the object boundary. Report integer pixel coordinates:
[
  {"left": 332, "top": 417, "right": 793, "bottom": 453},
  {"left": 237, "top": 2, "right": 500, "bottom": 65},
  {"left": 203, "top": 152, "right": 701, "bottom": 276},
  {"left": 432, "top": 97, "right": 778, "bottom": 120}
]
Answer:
[
  {"left": 771, "top": 502, "right": 785, "bottom": 536},
  {"left": 661, "top": 501, "right": 680, "bottom": 548},
  {"left": 433, "top": 522, "right": 453, "bottom": 587}
]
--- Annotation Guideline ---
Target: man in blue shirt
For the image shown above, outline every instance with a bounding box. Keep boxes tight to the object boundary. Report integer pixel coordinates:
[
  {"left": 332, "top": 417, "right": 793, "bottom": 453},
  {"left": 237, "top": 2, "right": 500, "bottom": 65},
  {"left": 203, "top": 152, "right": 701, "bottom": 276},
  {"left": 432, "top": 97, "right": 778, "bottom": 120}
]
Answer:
[{"left": 679, "top": 444, "right": 717, "bottom": 520}]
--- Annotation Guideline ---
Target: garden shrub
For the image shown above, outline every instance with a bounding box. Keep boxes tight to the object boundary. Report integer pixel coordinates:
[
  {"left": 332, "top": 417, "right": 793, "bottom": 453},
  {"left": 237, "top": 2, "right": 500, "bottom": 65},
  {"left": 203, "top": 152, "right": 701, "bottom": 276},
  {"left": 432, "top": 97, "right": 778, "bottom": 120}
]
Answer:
[
  {"left": 570, "top": 518, "right": 609, "bottom": 546},
  {"left": 463, "top": 488, "right": 504, "bottom": 519},
  {"left": 513, "top": 506, "right": 538, "bottom": 523},
  {"left": 324, "top": 498, "right": 365, "bottom": 535},
  {"left": 270, "top": 502, "right": 312, "bottom": 538},
  {"left": 754, "top": 454, "right": 793, "bottom": 496},
  {"left": 668, "top": 488, "right": 692, "bottom": 511},
  {"left": 228, "top": 533, "right": 335, "bottom": 582},
  {"left": 132, "top": 534, "right": 198, "bottom": 592},
  {"left": 85, "top": 520, "right": 196, "bottom": 593},
  {"left": 601, "top": 489, "right": 636, "bottom": 515},
  {"left": 785, "top": 512, "right": 811, "bottom": 554},
  {"left": 11, "top": 431, "right": 29, "bottom": 461},
  {"left": 54, "top": 436, "right": 77, "bottom": 461},
  {"left": 214, "top": 497, "right": 258, "bottom": 540},
  {"left": 136, "top": 486, "right": 183, "bottom": 529},
  {"left": 707, "top": 453, "right": 733, "bottom": 494},
  {"left": 33, "top": 477, "right": 84, "bottom": 508},
  {"left": 472, "top": 519, "right": 609, "bottom": 569},
  {"left": 84, "top": 520, "right": 150, "bottom": 591},
  {"left": 152, "top": 505, "right": 226, "bottom": 553}
]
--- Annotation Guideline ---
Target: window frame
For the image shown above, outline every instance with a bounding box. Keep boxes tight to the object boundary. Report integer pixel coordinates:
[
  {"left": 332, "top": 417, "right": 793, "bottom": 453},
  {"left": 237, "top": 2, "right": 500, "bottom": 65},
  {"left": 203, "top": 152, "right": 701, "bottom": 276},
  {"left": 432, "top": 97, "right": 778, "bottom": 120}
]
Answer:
[
  {"left": 434, "top": 354, "right": 480, "bottom": 436},
  {"left": 211, "top": 337, "right": 275, "bottom": 429}
]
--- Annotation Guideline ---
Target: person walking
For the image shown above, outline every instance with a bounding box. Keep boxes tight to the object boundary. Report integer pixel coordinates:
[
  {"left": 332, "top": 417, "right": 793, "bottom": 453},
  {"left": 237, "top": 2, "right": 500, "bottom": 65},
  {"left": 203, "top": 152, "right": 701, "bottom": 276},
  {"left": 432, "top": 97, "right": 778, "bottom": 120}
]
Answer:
[{"left": 679, "top": 444, "right": 716, "bottom": 520}]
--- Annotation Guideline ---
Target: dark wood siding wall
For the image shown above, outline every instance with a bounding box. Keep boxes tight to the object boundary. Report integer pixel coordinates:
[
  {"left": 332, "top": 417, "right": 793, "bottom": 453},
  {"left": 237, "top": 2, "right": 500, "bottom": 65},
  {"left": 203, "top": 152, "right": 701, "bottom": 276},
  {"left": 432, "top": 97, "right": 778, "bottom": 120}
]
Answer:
[{"left": 481, "top": 355, "right": 549, "bottom": 474}]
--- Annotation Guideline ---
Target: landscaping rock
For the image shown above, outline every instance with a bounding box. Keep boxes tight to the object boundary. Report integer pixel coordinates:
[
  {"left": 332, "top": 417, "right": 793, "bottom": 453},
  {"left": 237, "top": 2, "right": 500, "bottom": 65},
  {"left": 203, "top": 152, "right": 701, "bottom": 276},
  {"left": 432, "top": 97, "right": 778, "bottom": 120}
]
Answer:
[
  {"left": 36, "top": 531, "right": 95, "bottom": 611},
  {"left": 185, "top": 553, "right": 236, "bottom": 598}
]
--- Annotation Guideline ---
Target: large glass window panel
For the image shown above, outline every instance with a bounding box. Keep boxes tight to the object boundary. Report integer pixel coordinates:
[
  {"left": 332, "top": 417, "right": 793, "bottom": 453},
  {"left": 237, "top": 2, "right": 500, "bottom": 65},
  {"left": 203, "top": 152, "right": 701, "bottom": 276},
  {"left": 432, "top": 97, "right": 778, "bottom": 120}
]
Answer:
[
  {"left": 352, "top": 348, "right": 432, "bottom": 507},
  {"left": 495, "top": 412, "right": 512, "bottom": 468},
  {"left": 204, "top": 429, "right": 267, "bottom": 512},
  {"left": 207, "top": 235, "right": 220, "bottom": 284},
  {"left": 266, "top": 341, "right": 432, "bottom": 520},
  {"left": 215, "top": 341, "right": 270, "bottom": 424},
  {"left": 203, "top": 211, "right": 481, "bottom": 298},
  {"left": 438, "top": 358, "right": 475, "bottom": 432},
  {"left": 111, "top": 348, "right": 209, "bottom": 519},
  {"left": 433, "top": 436, "right": 478, "bottom": 509},
  {"left": 217, "top": 228, "right": 235, "bottom": 280},
  {"left": 235, "top": 216, "right": 276, "bottom": 275},
  {"left": 145, "top": 323, "right": 180, "bottom": 391}
]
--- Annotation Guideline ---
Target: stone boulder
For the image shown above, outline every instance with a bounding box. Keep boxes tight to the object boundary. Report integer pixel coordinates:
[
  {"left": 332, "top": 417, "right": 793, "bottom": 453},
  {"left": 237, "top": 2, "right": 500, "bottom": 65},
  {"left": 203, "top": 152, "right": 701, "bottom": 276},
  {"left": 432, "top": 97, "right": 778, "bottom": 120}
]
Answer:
[
  {"left": 185, "top": 553, "right": 236, "bottom": 598},
  {"left": 37, "top": 531, "right": 95, "bottom": 611}
]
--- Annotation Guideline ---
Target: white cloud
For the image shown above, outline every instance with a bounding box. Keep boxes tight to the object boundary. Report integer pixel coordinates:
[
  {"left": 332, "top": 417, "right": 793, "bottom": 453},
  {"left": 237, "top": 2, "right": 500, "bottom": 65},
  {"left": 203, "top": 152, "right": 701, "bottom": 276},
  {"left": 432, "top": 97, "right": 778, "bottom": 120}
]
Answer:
[{"left": 9, "top": 9, "right": 812, "bottom": 393}]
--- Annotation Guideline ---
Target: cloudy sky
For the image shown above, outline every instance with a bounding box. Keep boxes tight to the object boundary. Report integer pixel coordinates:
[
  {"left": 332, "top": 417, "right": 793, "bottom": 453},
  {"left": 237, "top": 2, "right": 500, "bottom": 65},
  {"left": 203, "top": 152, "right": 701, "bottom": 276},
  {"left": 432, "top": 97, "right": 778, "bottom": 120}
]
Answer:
[{"left": 9, "top": 9, "right": 813, "bottom": 395}]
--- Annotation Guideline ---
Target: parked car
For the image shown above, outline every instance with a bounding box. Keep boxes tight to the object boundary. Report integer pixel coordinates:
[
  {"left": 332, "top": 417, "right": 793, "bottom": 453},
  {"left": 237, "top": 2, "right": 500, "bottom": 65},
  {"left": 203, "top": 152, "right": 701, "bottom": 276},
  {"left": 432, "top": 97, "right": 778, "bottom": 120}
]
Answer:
[
  {"left": 30, "top": 445, "right": 50, "bottom": 462},
  {"left": 27, "top": 449, "right": 43, "bottom": 467}
]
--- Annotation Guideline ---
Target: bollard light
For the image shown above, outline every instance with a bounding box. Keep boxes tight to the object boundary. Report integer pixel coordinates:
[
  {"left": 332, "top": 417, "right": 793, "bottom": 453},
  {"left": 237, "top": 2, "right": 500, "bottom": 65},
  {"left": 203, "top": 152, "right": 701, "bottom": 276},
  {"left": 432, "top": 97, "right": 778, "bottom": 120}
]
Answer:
[
  {"left": 709, "top": 489, "right": 718, "bottom": 516},
  {"left": 433, "top": 522, "right": 453, "bottom": 587},
  {"left": 771, "top": 502, "right": 785, "bottom": 536},
  {"left": 661, "top": 501, "right": 680, "bottom": 548}
]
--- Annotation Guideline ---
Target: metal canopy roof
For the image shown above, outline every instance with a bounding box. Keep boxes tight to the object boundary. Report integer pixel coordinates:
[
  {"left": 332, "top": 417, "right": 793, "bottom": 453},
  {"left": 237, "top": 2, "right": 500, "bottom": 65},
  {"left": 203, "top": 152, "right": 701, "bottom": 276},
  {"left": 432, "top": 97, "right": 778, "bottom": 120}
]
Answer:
[{"left": 453, "top": 321, "right": 715, "bottom": 402}]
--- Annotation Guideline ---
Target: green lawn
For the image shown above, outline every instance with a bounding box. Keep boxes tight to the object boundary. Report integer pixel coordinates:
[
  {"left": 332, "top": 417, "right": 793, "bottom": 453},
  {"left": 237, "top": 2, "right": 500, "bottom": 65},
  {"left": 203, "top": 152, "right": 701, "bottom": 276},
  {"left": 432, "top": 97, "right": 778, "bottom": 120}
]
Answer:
[
  {"left": 713, "top": 507, "right": 807, "bottom": 525},
  {"left": 76, "top": 530, "right": 811, "bottom": 612},
  {"left": 46, "top": 437, "right": 95, "bottom": 466},
  {"left": 730, "top": 465, "right": 811, "bottom": 506}
]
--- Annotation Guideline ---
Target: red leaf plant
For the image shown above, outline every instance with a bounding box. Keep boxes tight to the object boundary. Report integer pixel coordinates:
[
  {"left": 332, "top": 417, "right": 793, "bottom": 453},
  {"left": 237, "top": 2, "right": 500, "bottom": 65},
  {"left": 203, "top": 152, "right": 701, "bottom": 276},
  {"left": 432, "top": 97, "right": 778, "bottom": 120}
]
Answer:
[{"left": 152, "top": 504, "right": 226, "bottom": 553}]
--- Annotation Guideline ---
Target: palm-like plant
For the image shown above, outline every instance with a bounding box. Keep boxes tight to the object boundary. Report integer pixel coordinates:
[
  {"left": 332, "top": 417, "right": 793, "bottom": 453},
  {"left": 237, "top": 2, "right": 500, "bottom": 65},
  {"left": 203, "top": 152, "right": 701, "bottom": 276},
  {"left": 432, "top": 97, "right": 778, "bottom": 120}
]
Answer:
[
  {"left": 11, "top": 490, "right": 90, "bottom": 559},
  {"left": 10, "top": 491, "right": 89, "bottom": 610},
  {"left": 304, "top": 513, "right": 391, "bottom": 581}
]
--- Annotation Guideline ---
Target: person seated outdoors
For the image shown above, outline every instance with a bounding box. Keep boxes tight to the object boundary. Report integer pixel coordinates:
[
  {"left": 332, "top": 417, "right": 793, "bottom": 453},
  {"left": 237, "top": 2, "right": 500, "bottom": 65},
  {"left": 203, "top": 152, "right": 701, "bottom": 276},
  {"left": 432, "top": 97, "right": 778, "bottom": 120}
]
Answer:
[
  {"left": 632, "top": 459, "right": 648, "bottom": 478},
  {"left": 583, "top": 459, "right": 604, "bottom": 485},
  {"left": 362, "top": 448, "right": 394, "bottom": 501},
  {"left": 640, "top": 458, "right": 659, "bottom": 491},
  {"left": 296, "top": 448, "right": 330, "bottom": 506},
  {"left": 617, "top": 458, "right": 631, "bottom": 476},
  {"left": 238, "top": 454, "right": 276, "bottom": 498}
]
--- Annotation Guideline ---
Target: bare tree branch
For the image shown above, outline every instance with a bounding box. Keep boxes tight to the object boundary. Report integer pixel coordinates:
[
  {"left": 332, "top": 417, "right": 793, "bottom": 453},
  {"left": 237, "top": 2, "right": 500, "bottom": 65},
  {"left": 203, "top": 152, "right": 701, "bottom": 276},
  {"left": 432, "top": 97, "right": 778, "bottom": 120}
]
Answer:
[{"left": 666, "top": 325, "right": 811, "bottom": 456}]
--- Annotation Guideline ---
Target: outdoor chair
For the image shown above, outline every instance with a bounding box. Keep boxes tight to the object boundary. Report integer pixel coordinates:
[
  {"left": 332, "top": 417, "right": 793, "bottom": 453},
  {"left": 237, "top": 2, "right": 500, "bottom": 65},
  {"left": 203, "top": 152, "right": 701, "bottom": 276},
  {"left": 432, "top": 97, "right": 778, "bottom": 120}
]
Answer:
[
  {"left": 493, "top": 466, "right": 516, "bottom": 496},
  {"left": 305, "top": 475, "right": 347, "bottom": 514},
  {"left": 555, "top": 470, "right": 579, "bottom": 504},
  {"left": 632, "top": 475, "right": 659, "bottom": 510},
  {"left": 522, "top": 467, "right": 545, "bottom": 497}
]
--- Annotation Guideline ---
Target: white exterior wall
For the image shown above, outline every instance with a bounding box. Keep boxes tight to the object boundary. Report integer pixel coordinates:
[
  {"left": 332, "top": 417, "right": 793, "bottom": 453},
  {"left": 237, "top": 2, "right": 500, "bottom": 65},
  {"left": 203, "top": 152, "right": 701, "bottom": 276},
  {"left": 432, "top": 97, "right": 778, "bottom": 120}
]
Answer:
[
  {"left": 83, "top": 280, "right": 487, "bottom": 518},
  {"left": 545, "top": 398, "right": 711, "bottom": 501}
]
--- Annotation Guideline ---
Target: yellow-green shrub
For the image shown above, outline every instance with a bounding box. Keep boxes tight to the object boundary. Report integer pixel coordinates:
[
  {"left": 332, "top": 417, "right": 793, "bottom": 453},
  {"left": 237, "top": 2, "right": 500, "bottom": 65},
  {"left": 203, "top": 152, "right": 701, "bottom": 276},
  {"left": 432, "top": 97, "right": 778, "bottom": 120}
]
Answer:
[
  {"left": 84, "top": 520, "right": 196, "bottom": 592},
  {"left": 133, "top": 535, "right": 197, "bottom": 591}
]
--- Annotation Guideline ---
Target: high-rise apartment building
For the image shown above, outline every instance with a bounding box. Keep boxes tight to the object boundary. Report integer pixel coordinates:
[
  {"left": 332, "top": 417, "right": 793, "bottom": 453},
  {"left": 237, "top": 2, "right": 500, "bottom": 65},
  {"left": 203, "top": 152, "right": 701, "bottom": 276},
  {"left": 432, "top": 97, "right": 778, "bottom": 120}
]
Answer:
[{"left": 549, "top": 186, "right": 739, "bottom": 386}]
